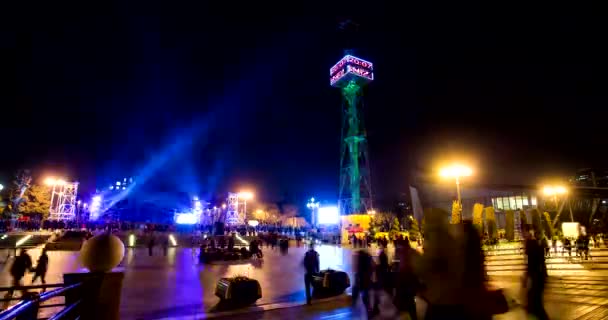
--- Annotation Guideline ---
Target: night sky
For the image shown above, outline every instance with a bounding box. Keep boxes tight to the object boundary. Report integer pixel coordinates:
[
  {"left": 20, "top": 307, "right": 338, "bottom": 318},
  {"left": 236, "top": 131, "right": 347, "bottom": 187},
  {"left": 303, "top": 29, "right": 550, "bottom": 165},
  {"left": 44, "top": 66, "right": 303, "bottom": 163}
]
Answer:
[{"left": 1, "top": 1, "right": 606, "bottom": 205}]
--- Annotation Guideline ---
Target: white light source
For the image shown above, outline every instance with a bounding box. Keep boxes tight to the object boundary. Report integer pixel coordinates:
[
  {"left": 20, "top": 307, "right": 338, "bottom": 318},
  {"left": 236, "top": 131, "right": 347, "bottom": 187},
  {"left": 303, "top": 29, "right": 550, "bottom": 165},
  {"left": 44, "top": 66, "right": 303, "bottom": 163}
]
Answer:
[
  {"left": 175, "top": 213, "right": 197, "bottom": 225},
  {"left": 169, "top": 234, "right": 177, "bottom": 246},
  {"left": 318, "top": 206, "right": 340, "bottom": 225},
  {"left": 116, "top": 181, "right": 121, "bottom": 186},
  {"left": 92, "top": 195, "right": 102, "bottom": 202},
  {"left": 248, "top": 220, "right": 259, "bottom": 227},
  {"left": 129, "top": 234, "right": 136, "bottom": 247}
]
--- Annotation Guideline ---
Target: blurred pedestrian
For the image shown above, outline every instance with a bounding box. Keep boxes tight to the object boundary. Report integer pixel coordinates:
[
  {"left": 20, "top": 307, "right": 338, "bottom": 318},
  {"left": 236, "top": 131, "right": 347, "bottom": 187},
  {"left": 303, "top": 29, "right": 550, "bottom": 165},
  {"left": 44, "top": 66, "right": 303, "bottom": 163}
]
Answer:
[
  {"left": 524, "top": 228, "right": 548, "bottom": 320},
  {"left": 303, "top": 244, "right": 320, "bottom": 305},
  {"left": 32, "top": 248, "right": 49, "bottom": 285},
  {"left": 8, "top": 249, "right": 32, "bottom": 297},
  {"left": 394, "top": 236, "right": 419, "bottom": 320},
  {"left": 352, "top": 249, "right": 373, "bottom": 312},
  {"left": 148, "top": 236, "right": 155, "bottom": 256}
]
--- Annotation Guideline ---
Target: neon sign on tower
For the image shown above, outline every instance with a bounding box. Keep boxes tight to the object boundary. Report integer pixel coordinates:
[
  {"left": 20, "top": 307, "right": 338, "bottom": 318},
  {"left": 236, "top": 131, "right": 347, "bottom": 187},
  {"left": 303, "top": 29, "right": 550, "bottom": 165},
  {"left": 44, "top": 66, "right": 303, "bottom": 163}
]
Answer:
[{"left": 329, "top": 55, "right": 374, "bottom": 87}]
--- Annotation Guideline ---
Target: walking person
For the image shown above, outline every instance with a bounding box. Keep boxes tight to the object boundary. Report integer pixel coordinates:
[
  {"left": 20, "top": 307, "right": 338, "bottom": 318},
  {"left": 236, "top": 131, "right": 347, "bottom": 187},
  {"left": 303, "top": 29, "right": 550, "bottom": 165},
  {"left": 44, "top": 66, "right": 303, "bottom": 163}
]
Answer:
[
  {"left": 162, "top": 236, "right": 169, "bottom": 256},
  {"left": 303, "top": 244, "right": 320, "bottom": 305},
  {"left": 6, "top": 249, "right": 33, "bottom": 302},
  {"left": 32, "top": 248, "right": 49, "bottom": 285},
  {"left": 148, "top": 236, "right": 155, "bottom": 256},
  {"left": 352, "top": 249, "right": 373, "bottom": 313},
  {"left": 394, "top": 236, "right": 419, "bottom": 320},
  {"left": 524, "top": 228, "right": 549, "bottom": 320}
]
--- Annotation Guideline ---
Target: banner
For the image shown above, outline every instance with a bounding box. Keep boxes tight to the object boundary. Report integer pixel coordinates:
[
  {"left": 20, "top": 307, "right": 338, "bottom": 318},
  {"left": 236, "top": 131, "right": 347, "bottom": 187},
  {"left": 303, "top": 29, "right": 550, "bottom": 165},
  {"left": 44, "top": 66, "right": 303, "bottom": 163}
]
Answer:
[{"left": 410, "top": 186, "right": 424, "bottom": 224}]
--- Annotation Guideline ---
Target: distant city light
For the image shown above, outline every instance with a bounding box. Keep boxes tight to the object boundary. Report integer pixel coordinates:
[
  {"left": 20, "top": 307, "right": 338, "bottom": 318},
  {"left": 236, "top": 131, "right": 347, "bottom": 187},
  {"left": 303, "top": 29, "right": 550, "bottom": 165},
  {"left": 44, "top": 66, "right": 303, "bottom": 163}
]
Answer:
[
  {"left": 92, "top": 195, "right": 102, "bottom": 202},
  {"left": 221, "top": 204, "right": 227, "bottom": 209},
  {"left": 194, "top": 200, "right": 202, "bottom": 208},
  {"left": 109, "top": 186, "right": 114, "bottom": 190},
  {"left": 123, "top": 178, "right": 127, "bottom": 182},
  {"left": 116, "top": 181, "right": 121, "bottom": 186},
  {"left": 122, "top": 187, "right": 126, "bottom": 190},
  {"left": 193, "top": 196, "right": 199, "bottom": 201},
  {"left": 318, "top": 206, "right": 340, "bottom": 225},
  {"left": 175, "top": 213, "right": 198, "bottom": 225}
]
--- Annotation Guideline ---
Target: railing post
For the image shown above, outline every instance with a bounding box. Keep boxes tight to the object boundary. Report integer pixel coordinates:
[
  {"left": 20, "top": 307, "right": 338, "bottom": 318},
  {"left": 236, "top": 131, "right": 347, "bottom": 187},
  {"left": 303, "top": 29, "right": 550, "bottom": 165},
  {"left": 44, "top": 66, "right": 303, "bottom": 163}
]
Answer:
[
  {"left": 63, "top": 269, "right": 124, "bottom": 320},
  {"left": 15, "top": 293, "right": 38, "bottom": 320}
]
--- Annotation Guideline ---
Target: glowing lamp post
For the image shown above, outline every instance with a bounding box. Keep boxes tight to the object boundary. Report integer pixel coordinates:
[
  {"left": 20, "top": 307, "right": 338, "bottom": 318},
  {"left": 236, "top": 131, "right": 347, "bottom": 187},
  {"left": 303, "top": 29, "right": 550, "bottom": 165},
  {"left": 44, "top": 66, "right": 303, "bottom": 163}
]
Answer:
[
  {"left": 439, "top": 164, "right": 473, "bottom": 211},
  {"left": 542, "top": 185, "right": 568, "bottom": 209},
  {"left": 238, "top": 191, "right": 254, "bottom": 219},
  {"left": 307, "top": 197, "right": 320, "bottom": 226}
]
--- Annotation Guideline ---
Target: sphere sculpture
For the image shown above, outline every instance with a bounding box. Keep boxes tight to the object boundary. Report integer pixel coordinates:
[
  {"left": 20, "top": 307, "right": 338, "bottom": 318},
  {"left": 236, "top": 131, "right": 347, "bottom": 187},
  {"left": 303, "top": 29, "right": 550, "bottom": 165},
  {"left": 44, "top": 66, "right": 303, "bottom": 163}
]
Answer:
[{"left": 80, "top": 234, "right": 125, "bottom": 272}]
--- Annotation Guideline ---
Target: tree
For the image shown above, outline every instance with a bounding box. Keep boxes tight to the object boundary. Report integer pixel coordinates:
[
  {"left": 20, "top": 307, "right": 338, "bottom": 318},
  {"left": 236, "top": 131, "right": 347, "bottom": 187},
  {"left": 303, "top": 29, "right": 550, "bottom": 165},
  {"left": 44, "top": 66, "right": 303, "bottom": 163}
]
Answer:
[
  {"left": 371, "top": 211, "right": 393, "bottom": 232},
  {"left": 485, "top": 207, "right": 497, "bottom": 240},
  {"left": 543, "top": 211, "right": 555, "bottom": 238},
  {"left": 408, "top": 216, "right": 420, "bottom": 240},
  {"left": 390, "top": 217, "right": 400, "bottom": 238},
  {"left": 451, "top": 200, "right": 462, "bottom": 224},
  {"left": 19, "top": 184, "right": 51, "bottom": 219},
  {"left": 6, "top": 169, "right": 32, "bottom": 217},
  {"left": 472, "top": 203, "right": 484, "bottom": 232},
  {"left": 505, "top": 210, "right": 515, "bottom": 241}
]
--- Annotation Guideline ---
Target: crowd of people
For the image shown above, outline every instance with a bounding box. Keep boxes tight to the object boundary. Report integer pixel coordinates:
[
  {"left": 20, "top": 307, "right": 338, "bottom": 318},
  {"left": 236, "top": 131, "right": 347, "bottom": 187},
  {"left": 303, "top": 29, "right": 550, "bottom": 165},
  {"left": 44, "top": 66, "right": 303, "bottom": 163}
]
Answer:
[{"left": 303, "top": 212, "right": 553, "bottom": 320}]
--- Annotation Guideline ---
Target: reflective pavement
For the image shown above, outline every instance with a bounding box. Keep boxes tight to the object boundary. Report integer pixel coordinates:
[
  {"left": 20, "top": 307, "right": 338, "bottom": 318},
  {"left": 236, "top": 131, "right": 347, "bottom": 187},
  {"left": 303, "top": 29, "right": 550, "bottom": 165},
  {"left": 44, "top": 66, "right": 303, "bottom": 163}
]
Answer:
[{"left": 1, "top": 245, "right": 607, "bottom": 319}]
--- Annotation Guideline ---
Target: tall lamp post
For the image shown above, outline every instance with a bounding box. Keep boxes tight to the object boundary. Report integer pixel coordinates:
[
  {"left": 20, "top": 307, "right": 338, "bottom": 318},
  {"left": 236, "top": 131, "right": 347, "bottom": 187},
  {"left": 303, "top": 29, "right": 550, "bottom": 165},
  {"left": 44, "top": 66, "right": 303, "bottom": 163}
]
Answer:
[
  {"left": 542, "top": 185, "right": 569, "bottom": 222},
  {"left": 440, "top": 164, "right": 473, "bottom": 212},
  {"left": 238, "top": 191, "right": 254, "bottom": 220},
  {"left": 307, "top": 197, "right": 320, "bottom": 226}
]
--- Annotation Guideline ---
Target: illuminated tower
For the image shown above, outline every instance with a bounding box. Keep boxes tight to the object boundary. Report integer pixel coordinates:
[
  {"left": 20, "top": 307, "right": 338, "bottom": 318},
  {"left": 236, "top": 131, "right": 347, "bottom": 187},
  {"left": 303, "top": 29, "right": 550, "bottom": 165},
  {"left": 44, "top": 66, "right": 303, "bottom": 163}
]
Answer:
[
  {"left": 49, "top": 181, "right": 79, "bottom": 221},
  {"left": 330, "top": 53, "right": 374, "bottom": 215}
]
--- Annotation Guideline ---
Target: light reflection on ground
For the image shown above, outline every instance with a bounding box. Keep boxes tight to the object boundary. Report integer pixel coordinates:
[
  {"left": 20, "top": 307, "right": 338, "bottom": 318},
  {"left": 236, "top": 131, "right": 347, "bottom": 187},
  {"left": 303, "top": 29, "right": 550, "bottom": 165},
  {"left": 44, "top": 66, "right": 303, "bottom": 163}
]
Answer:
[{"left": 1, "top": 244, "right": 356, "bottom": 319}]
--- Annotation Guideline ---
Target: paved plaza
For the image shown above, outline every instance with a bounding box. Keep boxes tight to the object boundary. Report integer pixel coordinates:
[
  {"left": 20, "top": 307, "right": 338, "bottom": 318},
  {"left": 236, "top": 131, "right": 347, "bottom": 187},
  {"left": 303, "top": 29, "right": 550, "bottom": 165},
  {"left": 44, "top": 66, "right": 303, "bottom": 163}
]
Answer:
[{"left": 1, "top": 244, "right": 607, "bottom": 319}]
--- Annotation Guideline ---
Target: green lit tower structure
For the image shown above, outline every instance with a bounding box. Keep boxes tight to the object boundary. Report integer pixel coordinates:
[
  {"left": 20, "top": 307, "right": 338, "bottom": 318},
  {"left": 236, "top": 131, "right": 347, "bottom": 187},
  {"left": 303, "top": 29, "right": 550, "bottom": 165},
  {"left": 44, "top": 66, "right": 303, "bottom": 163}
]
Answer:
[{"left": 330, "top": 53, "right": 374, "bottom": 215}]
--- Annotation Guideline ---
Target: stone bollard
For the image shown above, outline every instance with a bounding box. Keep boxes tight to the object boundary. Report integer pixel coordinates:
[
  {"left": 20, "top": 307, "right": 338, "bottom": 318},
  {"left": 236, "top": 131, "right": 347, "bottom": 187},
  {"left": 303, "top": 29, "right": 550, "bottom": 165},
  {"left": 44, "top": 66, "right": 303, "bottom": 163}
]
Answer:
[{"left": 64, "top": 233, "right": 125, "bottom": 320}]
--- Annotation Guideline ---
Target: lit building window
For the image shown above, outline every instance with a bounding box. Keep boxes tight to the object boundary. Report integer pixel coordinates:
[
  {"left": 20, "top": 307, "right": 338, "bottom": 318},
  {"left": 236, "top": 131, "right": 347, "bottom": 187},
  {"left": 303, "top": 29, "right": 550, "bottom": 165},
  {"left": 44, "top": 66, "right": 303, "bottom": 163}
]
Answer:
[{"left": 531, "top": 196, "right": 537, "bottom": 206}]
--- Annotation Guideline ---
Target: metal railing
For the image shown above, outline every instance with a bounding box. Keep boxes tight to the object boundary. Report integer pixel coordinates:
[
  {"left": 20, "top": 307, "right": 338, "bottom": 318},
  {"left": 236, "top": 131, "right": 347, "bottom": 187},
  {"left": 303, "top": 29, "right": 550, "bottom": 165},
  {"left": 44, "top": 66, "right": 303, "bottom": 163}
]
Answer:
[{"left": 0, "top": 283, "right": 82, "bottom": 320}]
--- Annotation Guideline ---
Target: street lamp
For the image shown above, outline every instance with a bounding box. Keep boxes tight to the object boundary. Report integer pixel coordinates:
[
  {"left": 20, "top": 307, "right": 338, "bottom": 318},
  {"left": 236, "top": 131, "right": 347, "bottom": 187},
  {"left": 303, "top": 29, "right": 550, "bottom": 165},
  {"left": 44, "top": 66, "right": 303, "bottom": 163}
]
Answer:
[
  {"left": 542, "top": 185, "right": 568, "bottom": 208},
  {"left": 307, "top": 197, "right": 320, "bottom": 226},
  {"left": 439, "top": 164, "right": 473, "bottom": 210},
  {"left": 238, "top": 191, "right": 254, "bottom": 219}
]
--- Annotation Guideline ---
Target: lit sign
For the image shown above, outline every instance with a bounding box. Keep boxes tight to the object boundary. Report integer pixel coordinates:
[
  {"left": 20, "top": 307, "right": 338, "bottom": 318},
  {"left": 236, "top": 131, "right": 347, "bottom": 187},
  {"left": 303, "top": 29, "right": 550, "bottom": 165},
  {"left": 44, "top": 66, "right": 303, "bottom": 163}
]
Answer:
[
  {"left": 329, "top": 55, "right": 374, "bottom": 86},
  {"left": 318, "top": 206, "right": 340, "bottom": 225},
  {"left": 175, "top": 213, "right": 198, "bottom": 225}
]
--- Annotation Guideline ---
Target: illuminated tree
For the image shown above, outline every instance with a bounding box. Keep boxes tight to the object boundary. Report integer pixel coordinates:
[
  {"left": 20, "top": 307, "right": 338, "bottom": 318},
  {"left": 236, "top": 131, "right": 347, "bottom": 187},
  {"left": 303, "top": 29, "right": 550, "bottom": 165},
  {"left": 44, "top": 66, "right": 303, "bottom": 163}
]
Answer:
[
  {"left": 472, "top": 203, "right": 484, "bottom": 232},
  {"left": 543, "top": 211, "right": 555, "bottom": 238},
  {"left": 451, "top": 200, "right": 462, "bottom": 224},
  {"left": 505, "top": 210, "right": 515, "bottom": 241},
  {"left": 408, "top": 216, "right": 420, "bottom": 240},
  {"left": 390, "top": 217, "right": 400, "bottom": 238},
  {"left": 485, "top": 207, "right": 497, "bottom": 240},
  {"left": 371, "top": 211, "right": 393, "bottom": 232},
  {"left": 19, "top": 184, "right": 51, "bottom": 219}
]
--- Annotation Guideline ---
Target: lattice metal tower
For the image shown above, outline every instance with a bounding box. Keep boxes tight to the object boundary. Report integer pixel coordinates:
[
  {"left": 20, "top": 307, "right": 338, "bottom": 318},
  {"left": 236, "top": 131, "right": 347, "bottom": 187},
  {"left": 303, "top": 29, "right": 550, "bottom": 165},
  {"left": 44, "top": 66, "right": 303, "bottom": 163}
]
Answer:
[
  {"left": 49, "top": 181, "right": 79, "bottom": 221},
  {"left": 330, "top": 53, "right": 374, "bottom": 214}
]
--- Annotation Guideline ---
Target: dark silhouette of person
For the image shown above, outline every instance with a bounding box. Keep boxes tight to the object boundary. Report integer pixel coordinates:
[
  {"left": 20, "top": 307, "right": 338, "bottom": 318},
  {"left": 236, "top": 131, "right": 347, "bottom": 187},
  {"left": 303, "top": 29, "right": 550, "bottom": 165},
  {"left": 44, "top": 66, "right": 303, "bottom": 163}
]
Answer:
[
  {"left": 394, "top": 237, "right": 419, "bottom": 320},
  {"left": 303, "top": 244, "right": 320, "bottom": 305},
  {"left": 352, "top": 249, "right": 373, "bottom": 312},
  {"left": 32, "top": 248, "right": 49, "bottom": 285},
  {"left": 372, "top": 248, "right": 392, "bottom": 315},
  {"left": 162, "top": 236, "right": 169, "bottom": 256},
  {"left": 9, "top": 249, "right": 32, "bottom": 297},
  {"left": 228, "top": 235, "right": 235, "bottom": 251},
  {"left": 148, "top": 236, "right": 155, "bottom": 256},
  {"left": 525, "top": 228, "right": 549, "bottom": 320}
]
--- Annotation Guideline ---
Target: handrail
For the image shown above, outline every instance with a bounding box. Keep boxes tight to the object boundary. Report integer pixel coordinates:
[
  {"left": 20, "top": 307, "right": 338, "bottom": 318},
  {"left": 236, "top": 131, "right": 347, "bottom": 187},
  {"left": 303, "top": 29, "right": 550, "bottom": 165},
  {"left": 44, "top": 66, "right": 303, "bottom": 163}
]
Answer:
[
  {"left": 0, "top": 282, "right": 82, "bottom": 320},
  {"left": 47, "top": 300, "right": 81, "bottom": 320}
]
